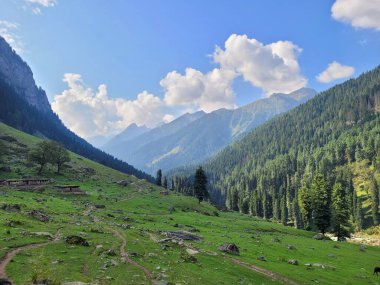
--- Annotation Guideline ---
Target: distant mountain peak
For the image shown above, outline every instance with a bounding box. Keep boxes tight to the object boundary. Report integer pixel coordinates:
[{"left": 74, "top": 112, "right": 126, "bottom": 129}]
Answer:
[{"left": 270, "top": 87, "right": 317, "bottom": 102}]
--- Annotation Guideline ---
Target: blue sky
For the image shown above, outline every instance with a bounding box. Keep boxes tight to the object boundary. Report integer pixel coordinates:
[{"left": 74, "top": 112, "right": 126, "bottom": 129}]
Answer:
[{"left": 1, "top": 0, "right": 380, "bottom": 142}]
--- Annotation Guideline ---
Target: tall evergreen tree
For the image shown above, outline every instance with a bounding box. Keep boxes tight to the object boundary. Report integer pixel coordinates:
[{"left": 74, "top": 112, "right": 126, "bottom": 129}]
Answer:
[
  {"left": 370, "top": 175, "right": 380, "bottom": 225},
  {"left": 356, "top": 197, "right": 365, "bottom": 231},
  {"left": 332, "top": 182, "right": 350, "bottom": 239},
  {"left": 299, "top": 185, "right": 313, "bottom": 230},
  {"left": 156, "top": 169, "right": 162, "bottom": 186},
  {"left": 194, "top": 166, "right": 208, "bottom": 203},
  {"left": 312, "top": 174, "right": 331, "bottom": 234},
  {"left": 162, "top": 176, "right": 168, "bottom": 189}
]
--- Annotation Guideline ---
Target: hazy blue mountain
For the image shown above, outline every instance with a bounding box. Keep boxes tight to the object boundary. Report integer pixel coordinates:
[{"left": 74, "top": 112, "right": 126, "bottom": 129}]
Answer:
[
  {"left": 106, "top": 88, "right": 316, "bottom": 174},
  {"left": 103, "top": 123, "right": 150, "bottom": 149}
]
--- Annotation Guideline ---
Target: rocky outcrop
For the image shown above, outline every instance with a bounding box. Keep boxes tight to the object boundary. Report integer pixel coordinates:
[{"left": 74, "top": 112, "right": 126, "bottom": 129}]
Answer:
[{"left": 0, "top": 36, "right": 51, "bottom": 112}]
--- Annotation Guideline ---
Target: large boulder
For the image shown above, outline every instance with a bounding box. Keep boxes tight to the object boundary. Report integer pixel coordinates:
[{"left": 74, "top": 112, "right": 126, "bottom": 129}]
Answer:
[
  {"left": 1, "top": 204, "right": 21, "bottom": 212},
  {"left": 27, "top": 210, "right": 50, "bottom": 222},
  {"left": 65, "top": 235, "right": 89, "bottom": 246},
  {"left": 218, "top": 243, "right": 240, "bottom": 255}
]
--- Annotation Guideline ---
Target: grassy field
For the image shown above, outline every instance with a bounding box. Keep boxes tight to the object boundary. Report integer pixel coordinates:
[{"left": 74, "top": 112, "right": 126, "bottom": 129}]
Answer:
[{"left": 1, "top": 122, "right": 380, "bottom": 285}]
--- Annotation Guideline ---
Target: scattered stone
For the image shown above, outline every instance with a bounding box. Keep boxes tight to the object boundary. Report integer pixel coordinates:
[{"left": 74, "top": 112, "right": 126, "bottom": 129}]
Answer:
[
  {"left": 5, "top": 220, "right": 22, "bottom": 227},
  {"left": 65, "top": 235, "right": 89, "bottom": 246},
  {"left": 29, "top": 232, "right": 54, "bottom": 239},
  {"left": 107, "top": 213, "right": 115, "bottom": 218},
  {"left": 288, "top": 259, "right": 298, "bottom": 265},
  {"left": 168, "top": 207, "right": 175, "bottom": 212},
  {"left": 51, "top": 259, "right": 64, "bottom": 264},
  {"left": 129, "top": 252, "right": 138, "bottom": 257},
  {"left": 327, "top": 253, "right": 336, "bottom": 258},
  {"left": 107, "top": 249, "right": 116, "bottom": 256},
  {"left": 95, "top": 204, "right": 106, "bottom": 209},
  {"left": 180, "top": 249, "right": 197, "bottom": 263},
  {"left": 287, "top": 244, "right": 296, "bottom": 250},
  {"left": 116, "top": 180, "right": 129, "bottom": 187},
  {"left": 257, "top": 256, "right": 266, "bottom": 261},
  {"left": 304, "top": 263, "right": 336, "bottom": 270},
  {"left": 163, "top": 231, "right": 202, "bottom": 241},
  {"left": 359, "top": 244, "right": 366, "bottom": 252},
  {"left": 1, "top": 204, "right": 21, "bottom": 212},
  {"left": 123, "top": 216, "right": 131, "bottom": 221},
  {"left": 27, "top": 210, "right": 50, "bottom": 222},
  {"left": 218, "top": 243, "right": 240, "bottom": 255},
  {"left": 173, "top": 223, "right": 183, "bottom": 228},
  {"left": 313, "top": 234, "right": 324, "bottom": 240}
]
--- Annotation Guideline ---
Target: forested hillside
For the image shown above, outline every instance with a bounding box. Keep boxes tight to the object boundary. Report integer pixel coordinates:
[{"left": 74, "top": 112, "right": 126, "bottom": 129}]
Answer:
[{"left": 172, "top": 66, "right": 380, "bottom": 234}]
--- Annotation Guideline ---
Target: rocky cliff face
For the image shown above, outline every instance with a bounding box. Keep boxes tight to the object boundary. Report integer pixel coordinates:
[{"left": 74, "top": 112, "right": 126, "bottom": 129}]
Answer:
[{"left": 0, "top": 36, "right": 51, "bottom": 112}]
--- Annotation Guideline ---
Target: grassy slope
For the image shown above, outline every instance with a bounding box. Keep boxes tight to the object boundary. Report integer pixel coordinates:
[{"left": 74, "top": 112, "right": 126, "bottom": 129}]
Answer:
[{"left": 1, "top": 122, "right": 380, "bottom": 285}]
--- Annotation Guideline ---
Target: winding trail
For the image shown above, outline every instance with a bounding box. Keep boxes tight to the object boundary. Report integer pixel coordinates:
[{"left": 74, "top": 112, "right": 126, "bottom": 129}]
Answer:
[
  {"left": 110, "top": 228, "right": 153, "bottom": 283},
  {"left": 231, "top": 258, "right": 300, "bottom": 285},
  {"left": 0, "top": 230, "right": 61, "bottom": 284}
]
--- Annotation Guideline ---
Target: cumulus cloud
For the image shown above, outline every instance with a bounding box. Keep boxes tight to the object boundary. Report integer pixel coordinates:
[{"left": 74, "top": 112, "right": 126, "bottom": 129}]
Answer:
[
  {"left": 52, "top": 74, "right": 164, "bottom": 139},
  {"left": 316, "top": 61, "right": 355, "bottom": 83},
  {"left": 332, "top": 0, "right": 380, "bottom": 31},
  {"left": 0, "top": 21, "right": 22, "bottom": 52},
  {"left": 54, "top": 34, "right": 308, "bottom": 139},
  {"left": 160, "top": 67, "right": 235, "bottom": 113},
  {"left": 213, "top": 34, "right": 307, "bottom": 94}
]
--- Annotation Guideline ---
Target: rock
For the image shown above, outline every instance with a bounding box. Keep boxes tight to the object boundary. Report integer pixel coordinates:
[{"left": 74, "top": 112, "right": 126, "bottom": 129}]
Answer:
[
  {"left": 218, "top": 243, "right": 240, "bottom": 255},
  {"left": 1, "top": 204, "right": 21, "bottom": 212},
  {"left": 27, "top": 210, "right": 50, "bottom": 222},
  {"left": 327, "top": 253, "right": 336, "bottom": 258},
  {"left": 173, "top": 223, "right": 183, "bottom": 228},
  {"left": 107, "top": 249, "right": 116, "bottom": 256},
  {"left": 0, "top": 278, "right": 12, "bottom": 285},
  {"left": 287, "top": 244, "right": 296, "bottom": 250},
  {"left": 163, "top": 231, "right": 202, "bottom": 241},
  {"left": 65, "top": 235, "right": 89, "bottom": 246},
  {"left": 116, "top": 180, "right": 129, "bottom": 187},
  {"left": 95, "top": 204, "right": 106, "bottom": 209},
  {"left": 129, "top": 252, "right": 138, "bottom": 257},
  {"left": 107, "top": 213, "right": 115, "bottom": 218},
  {"left": 123, "top": 216, "right": 131, "bottom": 221},
  {"left": 359, "top": 244, "right": 366, "bottom": 252},
  {"left": 30, "top": 232, "right": 54, "bottom": 239},
  {"left": 168, "top": 206, "right": 175, "bottom": 212},
  {"left": 288, "top": 259, "right": 298, "bottom": 265},
  {"left": 272, "top": 237, "right": 281, "bottom": 243},
  {"left": 313, "top": 234, "right": 325, "bottom": 240},
  {"left": 257, "top": 256, "right": 266, "bottom": 261}
]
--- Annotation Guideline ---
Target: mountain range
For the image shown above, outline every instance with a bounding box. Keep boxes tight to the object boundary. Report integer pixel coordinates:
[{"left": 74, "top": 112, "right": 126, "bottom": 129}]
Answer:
[{"left": 104, "top": 88, "right": 316, "bottom": 174}]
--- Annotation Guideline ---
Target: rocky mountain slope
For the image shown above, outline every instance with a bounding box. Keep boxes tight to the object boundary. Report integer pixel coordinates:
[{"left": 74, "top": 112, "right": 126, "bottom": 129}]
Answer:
[{"left": 106, "top": 88, "right": 316, "bottom": 174}]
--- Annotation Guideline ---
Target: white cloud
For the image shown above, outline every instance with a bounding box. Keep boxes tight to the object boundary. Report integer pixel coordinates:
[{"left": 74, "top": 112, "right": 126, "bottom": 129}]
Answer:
[
  {"left": 332, "top": 0, "right": 380, "bottom": 31},
  {"left": 213, "top": 34, "right": 307, "bottom": 95},
  {"left": 160, "top": 67, "right": 235, "bottom": 113},
  {"left": 52, "top": 74, "right": 165, "bottom": 139},
  {"left": 316, "top": 61, "right": 355, "bottom": 83},
  {"left": 0, "top": 21, "right": 22, "bottom": 52},
  {"left": 24, "top": 0, "right": 56, "bottom": 14},
  {"left": 54, "top": 34, "right": 308, "bottom": 139},
  {"left": 26, "top": 0, "right": 57, "bottom": 7}
]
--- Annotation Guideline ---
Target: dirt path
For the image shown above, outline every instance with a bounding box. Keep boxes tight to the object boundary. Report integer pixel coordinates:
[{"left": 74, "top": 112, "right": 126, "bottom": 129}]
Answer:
[
  {"left": 232, "top": 258, "right": 300, "bottom": 285},
  {"left": 0, "top": 230, "right": 61, "bottom": 284},
  {"left": 110, "top": 228, "right": 153, "bottom": 283}
]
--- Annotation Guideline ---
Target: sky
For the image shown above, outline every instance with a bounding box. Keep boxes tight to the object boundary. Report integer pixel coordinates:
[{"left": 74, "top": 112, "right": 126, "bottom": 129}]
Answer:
[{"left": 1, "top": 0, "right": 380, "bottom": 144}]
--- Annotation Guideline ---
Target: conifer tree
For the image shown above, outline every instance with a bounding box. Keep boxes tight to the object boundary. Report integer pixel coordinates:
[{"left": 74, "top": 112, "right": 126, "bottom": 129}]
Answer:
[
  {"left": 162, "top": 176, "right": 168, "bottom": 189},
  {"left": 156, "top": 169, "right": 162, "bottom": 186},
  {"left": 332, "top": 182, "right": 350, "bottom": 239},
  {"left": 312, "top": 174, "right": 331, "bottom": 234},
  {"left": 193, "top": 166, "right": 208, "bottom": 203}
]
